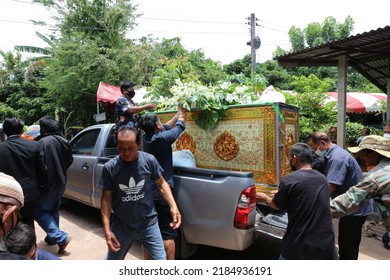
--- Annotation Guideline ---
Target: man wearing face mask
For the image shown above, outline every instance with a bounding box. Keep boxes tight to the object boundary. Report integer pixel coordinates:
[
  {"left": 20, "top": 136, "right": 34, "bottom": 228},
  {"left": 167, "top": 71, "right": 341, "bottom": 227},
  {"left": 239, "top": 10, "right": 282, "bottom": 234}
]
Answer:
[
  {"left": 114, "top": 81, "right": 157, "bottom": 131},
  {"left": 308, "top": 131, "right": 374, "bottom": 260},
  {"left": 383, "top": 121, "right": 390, "bottom": 139},
  {"left": 256, "top": 143, "right": 337, "bottom": 260},
  {"left": 311, "top": 148, "right": 327, "bottom": 175}
]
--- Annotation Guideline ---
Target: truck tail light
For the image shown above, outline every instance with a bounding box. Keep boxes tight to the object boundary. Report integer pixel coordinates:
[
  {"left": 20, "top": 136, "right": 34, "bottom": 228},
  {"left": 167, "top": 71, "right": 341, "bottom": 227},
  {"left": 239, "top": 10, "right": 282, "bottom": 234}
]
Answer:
[{"left": 234, "top": 185, "right": 256, "bottom": 229}]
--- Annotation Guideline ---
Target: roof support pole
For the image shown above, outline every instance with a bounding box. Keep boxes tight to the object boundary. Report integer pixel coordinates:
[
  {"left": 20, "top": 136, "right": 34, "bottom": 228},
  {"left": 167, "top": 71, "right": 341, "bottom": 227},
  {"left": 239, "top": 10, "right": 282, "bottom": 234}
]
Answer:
[
  {"left": 387, "top": 78, "right": 390, "bottom": 122},
  {"left": 337, "top": 55, "right": 347, "bottom": 148}
]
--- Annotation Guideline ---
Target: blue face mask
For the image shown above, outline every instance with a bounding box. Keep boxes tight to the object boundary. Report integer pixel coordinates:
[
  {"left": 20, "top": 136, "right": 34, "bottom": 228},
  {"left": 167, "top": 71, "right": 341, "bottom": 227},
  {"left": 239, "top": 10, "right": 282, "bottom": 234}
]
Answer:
[
  {"left": 315, "top": 149, "right": 326, "bottom": 157},
  {"left": 384, "top": 133, "right": 390, "bottom": 139}
]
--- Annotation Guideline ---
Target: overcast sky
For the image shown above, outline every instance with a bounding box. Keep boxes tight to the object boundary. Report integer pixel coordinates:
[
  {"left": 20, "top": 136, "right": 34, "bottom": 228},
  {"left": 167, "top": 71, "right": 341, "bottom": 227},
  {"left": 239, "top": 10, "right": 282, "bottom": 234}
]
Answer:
[{"left": 1, "top": 0, "right": 389, "bottom": 64}]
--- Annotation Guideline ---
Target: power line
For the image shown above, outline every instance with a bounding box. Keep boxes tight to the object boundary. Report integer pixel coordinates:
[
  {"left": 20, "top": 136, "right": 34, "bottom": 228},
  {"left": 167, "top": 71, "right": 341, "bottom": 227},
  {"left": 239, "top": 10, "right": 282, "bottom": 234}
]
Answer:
[
  {"left": 259, "top": 24, "right": 289, "bottom": 34},
  {"left": 139, "top": 16, "right": 244, "bottom": 25},
  {"left": 141, "top": 11, "right": 245, "bottom": 21},
  {"left": 131, "top": 29, "right": 247, "bottom": 35},
  {"left": 8, "top": 0, "right": 35, "bottom": 4}
]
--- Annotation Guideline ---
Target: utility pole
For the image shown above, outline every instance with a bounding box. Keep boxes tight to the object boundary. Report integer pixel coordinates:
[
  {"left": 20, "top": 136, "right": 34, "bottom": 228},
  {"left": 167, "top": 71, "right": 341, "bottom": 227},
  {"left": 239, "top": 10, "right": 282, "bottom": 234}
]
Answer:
[{"left": 246, "top": 13, "right": 261, "bottom": 73}]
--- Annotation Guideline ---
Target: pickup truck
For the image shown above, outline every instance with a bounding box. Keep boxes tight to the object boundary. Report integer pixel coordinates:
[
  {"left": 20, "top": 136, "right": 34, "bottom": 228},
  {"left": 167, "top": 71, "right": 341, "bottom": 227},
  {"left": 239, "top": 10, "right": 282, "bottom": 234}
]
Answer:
[{"left": 64, "top": 123, "right": 287, "bottom": 258}]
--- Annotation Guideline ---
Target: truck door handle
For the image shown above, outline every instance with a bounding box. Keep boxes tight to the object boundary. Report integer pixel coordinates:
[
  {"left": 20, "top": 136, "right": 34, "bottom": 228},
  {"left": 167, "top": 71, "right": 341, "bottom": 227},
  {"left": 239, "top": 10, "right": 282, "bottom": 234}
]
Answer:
[{"left": 82, "top": 163, "right": 90, "bottom": 170}]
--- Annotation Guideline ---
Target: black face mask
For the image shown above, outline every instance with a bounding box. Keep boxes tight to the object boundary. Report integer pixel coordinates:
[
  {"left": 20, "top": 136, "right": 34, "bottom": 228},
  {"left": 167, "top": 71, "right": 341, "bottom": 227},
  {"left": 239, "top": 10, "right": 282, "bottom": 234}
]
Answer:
[
  {"left": 126, "top": 90, "right": 135, "bottom": 98},
  {"left": 289, "top": 159, "right": 296, "bottom": 171}
]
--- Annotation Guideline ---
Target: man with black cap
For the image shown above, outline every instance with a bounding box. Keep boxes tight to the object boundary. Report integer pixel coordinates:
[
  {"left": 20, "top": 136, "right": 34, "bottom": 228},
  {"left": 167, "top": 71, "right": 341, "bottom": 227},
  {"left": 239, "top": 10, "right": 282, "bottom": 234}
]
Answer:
[
  {"left": 330, "top": 135, "right": 390, "bottom": 251},
  {"left": 0, "top": 172, "right": 29, "bottom": 259},
  {"left": 0, "top": 117, "right": 47, "bottom": 226},
  {"left": 114, "top": 81, "right": 157, "bottom": 131},
  {"left": 35, "top": 116, "right": 73, "bottom": 254}
]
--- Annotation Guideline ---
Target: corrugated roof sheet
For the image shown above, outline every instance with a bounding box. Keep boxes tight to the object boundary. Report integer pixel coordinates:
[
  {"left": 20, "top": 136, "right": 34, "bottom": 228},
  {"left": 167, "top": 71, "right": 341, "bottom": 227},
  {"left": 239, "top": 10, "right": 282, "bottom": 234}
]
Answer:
[{"left": 275, "top": 26, "right": 390, "bottom": 93}]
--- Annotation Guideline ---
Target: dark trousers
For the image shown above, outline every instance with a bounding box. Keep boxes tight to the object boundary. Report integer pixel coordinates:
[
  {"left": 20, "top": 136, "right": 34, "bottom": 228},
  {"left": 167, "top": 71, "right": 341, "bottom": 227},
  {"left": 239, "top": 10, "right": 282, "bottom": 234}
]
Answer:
[
  {"left": 338, "top": 215, "right": 367, "bottom": 260},
  {"left": 20, "top": 199, "right": 39, "bottom": 228}
]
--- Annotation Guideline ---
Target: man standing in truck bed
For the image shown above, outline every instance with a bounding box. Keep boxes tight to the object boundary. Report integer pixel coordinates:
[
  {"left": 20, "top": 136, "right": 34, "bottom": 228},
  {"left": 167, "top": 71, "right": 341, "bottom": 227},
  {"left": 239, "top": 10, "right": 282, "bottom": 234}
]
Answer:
[
  {"left": 114, "top": 81, "right": 156, "bottom": 131},
  {"left": 139, "top": 105, "right": 186, "bottom": 259}
]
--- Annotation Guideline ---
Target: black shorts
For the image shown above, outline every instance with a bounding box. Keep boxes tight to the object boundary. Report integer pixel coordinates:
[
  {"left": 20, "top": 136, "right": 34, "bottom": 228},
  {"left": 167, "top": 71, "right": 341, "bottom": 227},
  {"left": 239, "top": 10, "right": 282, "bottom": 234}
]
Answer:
[{"left": 154, "top": 198, "right": 178, "bottom": 240}]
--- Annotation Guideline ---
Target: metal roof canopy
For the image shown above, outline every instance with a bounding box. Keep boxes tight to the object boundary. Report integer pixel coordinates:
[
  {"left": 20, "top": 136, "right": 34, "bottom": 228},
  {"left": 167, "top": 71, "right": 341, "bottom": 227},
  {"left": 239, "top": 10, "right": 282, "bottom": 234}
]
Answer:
[{"left": 276, "top": 25, "right": 390, "bottom": 147}]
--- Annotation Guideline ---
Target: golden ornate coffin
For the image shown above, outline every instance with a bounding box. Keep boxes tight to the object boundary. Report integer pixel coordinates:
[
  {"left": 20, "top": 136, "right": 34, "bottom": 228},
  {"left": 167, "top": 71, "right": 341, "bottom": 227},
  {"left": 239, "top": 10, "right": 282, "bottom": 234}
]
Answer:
[{"left": 157, "top": 103, "right": 299, "bottom": 191}]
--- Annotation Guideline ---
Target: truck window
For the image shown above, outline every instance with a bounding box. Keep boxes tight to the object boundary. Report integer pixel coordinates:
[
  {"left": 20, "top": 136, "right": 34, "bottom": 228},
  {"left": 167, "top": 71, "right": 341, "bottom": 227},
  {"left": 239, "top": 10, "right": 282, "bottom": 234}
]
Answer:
[
  {"left": 71, "top": 129, "right": 100, "bottom": 155},
  {"left": 103, "top": 129, "right": 118, "bottom": 157}
]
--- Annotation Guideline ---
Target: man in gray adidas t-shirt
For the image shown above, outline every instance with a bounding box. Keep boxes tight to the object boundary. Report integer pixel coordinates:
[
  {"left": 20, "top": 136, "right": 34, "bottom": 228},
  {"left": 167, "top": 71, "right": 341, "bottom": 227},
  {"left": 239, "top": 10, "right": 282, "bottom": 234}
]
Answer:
[{"left": 98, "top": 126, "right": 181, "bottom": 260}]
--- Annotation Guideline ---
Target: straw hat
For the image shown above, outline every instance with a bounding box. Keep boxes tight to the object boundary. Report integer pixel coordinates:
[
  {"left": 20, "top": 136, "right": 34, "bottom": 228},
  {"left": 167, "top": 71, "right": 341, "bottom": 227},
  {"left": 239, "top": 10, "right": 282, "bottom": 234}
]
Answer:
[{"left": 348, "top": 135, "right": 390, "bottom": 158}]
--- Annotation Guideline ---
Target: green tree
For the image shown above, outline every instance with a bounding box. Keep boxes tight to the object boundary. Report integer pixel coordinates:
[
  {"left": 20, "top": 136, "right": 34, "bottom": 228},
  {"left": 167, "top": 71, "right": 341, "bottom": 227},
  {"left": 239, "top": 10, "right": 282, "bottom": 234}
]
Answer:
[
  {"left": 32, "top": 0, "right": 157, "bottom": 126},
  {"left": 304, "top": 22, "right": 323, "bottom": 47},
  {"left": 285, "top": 74, "right": 337, "bottom": 140},
  {"left": 223, "top": 54, "right": 252, "bottom": 76},
  {"left": 188, "top": 49, "right": 226, "bottom": 85},
  {"left": 321, "top": 16, "right": 338, "bottom": 42},
  {"left": 148, "top": 37, "right": 226, "bottom": 98},
  {"left": 288, "top": 26, "right": 305, "bottom": 52},
  {"left": 0, "top": 50, "right": 46, "bottom": 124},
  {"left": 339, "top": 16, "right": 354, "bottom": 38},
  {"left": 272, "top": 46, "right": 287, "bottom": 59},
  {"left": 287, "top": 16, "right": 354, "bottom": 53},
  {"left": 156, "top": 37, "right": 188, "bottom": 59},
  {"left": 257, "top": 60, "right": 291, "bottom": 90}
]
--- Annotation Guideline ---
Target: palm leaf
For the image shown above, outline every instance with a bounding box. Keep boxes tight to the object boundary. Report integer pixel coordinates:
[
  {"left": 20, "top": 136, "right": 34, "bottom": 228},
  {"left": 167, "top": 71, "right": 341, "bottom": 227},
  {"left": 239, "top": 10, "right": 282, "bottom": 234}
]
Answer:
[
  {"left": 14, "top": 46, "right": 52, "bottom": 56},
  {"left": 35, "top": 32, "right": 56, "bottom": 48}
]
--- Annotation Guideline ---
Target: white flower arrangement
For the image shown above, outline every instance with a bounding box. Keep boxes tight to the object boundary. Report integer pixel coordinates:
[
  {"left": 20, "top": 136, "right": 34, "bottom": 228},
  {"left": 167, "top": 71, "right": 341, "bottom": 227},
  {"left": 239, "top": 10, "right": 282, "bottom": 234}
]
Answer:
[{"left": 155, "top": 79, "right": 260, "bottom": 130}]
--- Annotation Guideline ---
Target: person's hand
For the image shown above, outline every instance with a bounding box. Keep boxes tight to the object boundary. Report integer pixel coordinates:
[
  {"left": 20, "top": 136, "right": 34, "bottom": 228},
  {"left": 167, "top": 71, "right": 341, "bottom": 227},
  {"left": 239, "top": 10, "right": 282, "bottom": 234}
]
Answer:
[
  {"left": 106, "top": 231, "right": 121, "bottom": 252},
  {"left": 170, "top": 208, "right": 181, "bottom": 230},
  {"left": 177, "top": 111, "right": 185, "bottom": 122},
  {"left": 146, "top": 103, "right": 157, "bottom": 110},
  {"left": 177, "top": 104, "right": 188, "bottom": 113},
  {"left": 256, "top": 192, "right": 269, "bottom": 203}
]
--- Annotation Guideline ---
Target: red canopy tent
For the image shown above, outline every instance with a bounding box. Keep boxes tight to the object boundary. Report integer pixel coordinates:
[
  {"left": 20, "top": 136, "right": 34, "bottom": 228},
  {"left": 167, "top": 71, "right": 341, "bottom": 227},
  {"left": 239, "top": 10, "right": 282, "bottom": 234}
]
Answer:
[
  {"left": 96, "top": 82, "right": 121, "bottom": 114},
  {"left": 96, "top": 82, "right": 149, "bottom": 113},
  {"left": 326, "top": 92, "right": 387, "bottom": 113}
]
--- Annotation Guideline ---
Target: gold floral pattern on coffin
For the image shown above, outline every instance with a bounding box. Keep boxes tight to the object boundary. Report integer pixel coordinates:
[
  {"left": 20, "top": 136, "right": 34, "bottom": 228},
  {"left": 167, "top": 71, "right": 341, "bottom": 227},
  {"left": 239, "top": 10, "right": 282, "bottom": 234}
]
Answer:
[
  {"left": 176, "top": 131, "right": 196, "bottom": 154},
  {"left": 158, "top": 105, "right": 299, "bottom": 185},
  {"left": 214, "top": 131, "right": 240, "bottom": 161}
]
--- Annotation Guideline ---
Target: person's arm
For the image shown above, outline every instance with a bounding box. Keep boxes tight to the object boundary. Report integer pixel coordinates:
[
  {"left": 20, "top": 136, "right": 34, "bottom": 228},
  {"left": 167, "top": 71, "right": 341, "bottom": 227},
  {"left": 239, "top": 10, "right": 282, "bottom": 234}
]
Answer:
[
  {"left": 63, "top": 140, "right": 74, "bottom": 169},
  {"left": 154, "top": 176, "right": 181, "bottom": 229},
  {"left": 329, "top": 183, "right": 337, "bottom": 194},
  {"left": 36, "top": 142, "right": 47, "bottom": 186},
  {"left": 101, "top": 190, "right": 120, "bottom": 252},
  {"left": 165, "top": 105, "right": 186, "bottom": 128},
  {"left": 330, "top": 177, "right": 372, "bottom": 218},
  {"left": 256, "top": 192, "right": 280, "bottom": 210},
  {"left": 165, "top": 113, "right": 179, "bottom": 129},
  {"left": 326, "top": 156, "right": 346, "bottom": 195},
  {"left": 125, "top": 103, "right": 156, "bottom": 114}
]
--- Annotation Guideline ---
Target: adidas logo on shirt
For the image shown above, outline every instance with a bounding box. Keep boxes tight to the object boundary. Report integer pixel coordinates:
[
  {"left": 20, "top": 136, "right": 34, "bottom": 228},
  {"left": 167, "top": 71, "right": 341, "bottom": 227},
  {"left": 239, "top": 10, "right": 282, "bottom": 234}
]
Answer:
[{"left": 119, "top": 177, "right": 145, "bottom": 202}]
